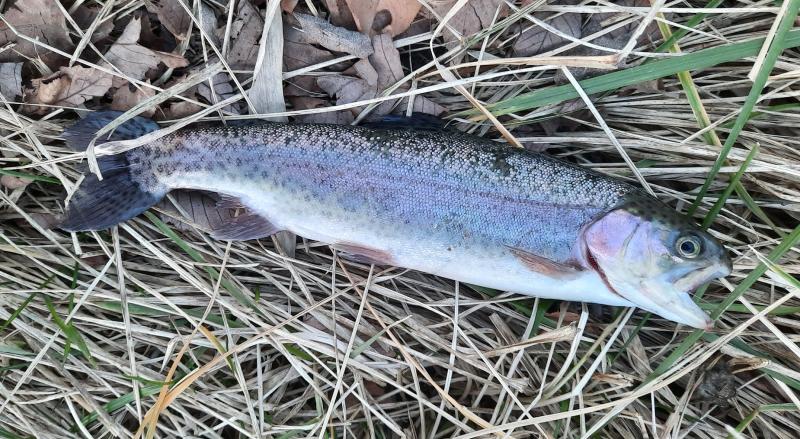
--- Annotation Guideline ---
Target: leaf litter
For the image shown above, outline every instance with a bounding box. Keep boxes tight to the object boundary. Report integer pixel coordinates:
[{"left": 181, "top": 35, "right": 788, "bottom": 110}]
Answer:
[{"left": 1, "top": 1, "right": 800, "bottom": 438}]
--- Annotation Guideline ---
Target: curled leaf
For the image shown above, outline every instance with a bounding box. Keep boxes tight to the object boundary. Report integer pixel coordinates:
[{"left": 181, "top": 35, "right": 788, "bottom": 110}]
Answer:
[
  {"left": 104, "top": 17, "right": 188, "bottom": 87},
  {"left": 293, "top": 13, "right": 373, "bottom": 58},
  {"left": 24, "top": 66, "right": 112, "bottom": 113}
]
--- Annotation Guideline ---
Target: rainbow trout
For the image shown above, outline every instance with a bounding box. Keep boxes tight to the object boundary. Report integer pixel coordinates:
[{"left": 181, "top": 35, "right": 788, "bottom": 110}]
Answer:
[{"left": 60, "top": 112, "right": 731, "bottom": 328}]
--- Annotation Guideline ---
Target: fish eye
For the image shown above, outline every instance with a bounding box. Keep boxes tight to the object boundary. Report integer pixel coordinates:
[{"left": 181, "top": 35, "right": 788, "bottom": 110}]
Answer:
[{"left": 676, "top": 235, "right": 702, "bottom": 258}]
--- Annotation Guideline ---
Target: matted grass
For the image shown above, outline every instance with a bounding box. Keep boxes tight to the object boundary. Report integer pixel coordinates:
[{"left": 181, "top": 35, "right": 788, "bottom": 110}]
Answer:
[{"left": 1, "top": 1, "right": 800, "bottom": 438}]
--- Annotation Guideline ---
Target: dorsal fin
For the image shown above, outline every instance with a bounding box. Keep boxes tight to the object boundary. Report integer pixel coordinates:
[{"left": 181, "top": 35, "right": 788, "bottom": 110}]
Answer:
[{"left": 361, "top": 113, "right": 447, "bottom": 131}]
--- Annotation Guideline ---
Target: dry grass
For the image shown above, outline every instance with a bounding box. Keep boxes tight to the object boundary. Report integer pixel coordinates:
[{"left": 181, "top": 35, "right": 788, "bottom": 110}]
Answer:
[{"left": 1, "top": 1, "right": 800, "bottom": 438}]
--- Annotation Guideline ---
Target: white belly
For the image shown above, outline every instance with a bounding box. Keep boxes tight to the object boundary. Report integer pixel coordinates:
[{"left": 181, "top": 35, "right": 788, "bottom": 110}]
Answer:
[{"left": 174, "top": 177, "right": 633, "bottom": 308}]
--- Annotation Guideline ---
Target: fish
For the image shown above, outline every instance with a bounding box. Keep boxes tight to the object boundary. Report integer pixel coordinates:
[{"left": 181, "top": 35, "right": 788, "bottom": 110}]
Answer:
[{"left": 59, "top": 111, "right": 731, "bottom": 328}]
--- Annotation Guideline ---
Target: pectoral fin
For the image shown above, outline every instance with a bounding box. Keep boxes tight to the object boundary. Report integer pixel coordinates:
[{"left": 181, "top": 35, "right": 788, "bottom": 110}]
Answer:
[{"left": 508, "top": 247, "right": 581, "bottom": 278}]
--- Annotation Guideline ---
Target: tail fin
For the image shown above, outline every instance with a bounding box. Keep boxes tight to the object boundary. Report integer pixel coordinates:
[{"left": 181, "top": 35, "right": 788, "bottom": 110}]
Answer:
[{"left": 59, "top": 111, "right": 164, "bottom": 232}]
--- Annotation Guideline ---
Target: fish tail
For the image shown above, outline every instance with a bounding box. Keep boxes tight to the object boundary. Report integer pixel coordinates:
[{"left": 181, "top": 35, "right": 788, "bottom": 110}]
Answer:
[{"left": 59, "top": 111, "right": 165, "bottom": 232}]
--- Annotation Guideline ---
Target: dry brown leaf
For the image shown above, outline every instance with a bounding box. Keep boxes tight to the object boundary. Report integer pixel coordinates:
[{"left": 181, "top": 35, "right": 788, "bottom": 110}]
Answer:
[
  {"left": 1, "top": 175, "right": 32, "bottom": 190},
  {"left": 0, "top": 63, "right": 23, "bottom": 98},
  {"left": 368, "top": 33, "right": 445, "bottom": 116},
  {"left": 145, "top": 0, "right": 192, "bottom": 41},
  {"left": 196, "top": 72, "right": 241, "bottom": 115},
  {"left": 71, "top": 4, "right": 114, "bottom": 43},
  {"left": 344, "top": 0, "right": 422, "bottom": 36},
  {"left": 317, "top": 33, "right": 444, "bottom": 119},
  {"left": 29, "top": 212, "right": 59, "bottom": 229},
  {"left": 111, "top": 82, "right": 157, "bottom": 117},
  {"left": 432, "top": 0, "right": 507, "bottom": 46},
  {"left": 104, "top": 17, "right": 189, "bottom": 87},
  {"left": 512, "top": 1, "right": 581, "bottom": 57},
  {"left": 585, "top": 0, "right": 660, "bottom": 49},
  {"left": 324, "top": 0, "right": 357, "bottom": 30},
  {"left": 289, "top": 96, "right": 355, "bottom": 124},
  {"left": 283, "top": 21, "right": 337, "bottom": 96},
  {"left": 223, "top": 0, "right": 264, "bottom": 69},
  {"left": 163, "top": 100, "right": 202, "bottom": 120},
  {"left": 293, "top": 13, "right": 373, "bottom": 58},
  {"left": 23, "top": 66, "right": 112, "bottom": 113},
  {"left": 317, "top": 75, "right": 371, "bottom": 118},
  {"left": 0, "top": 0, "right": 73, "bottom": 67},
  {"left": 57, "top": 66, "right": 113, "bottom": 106}
]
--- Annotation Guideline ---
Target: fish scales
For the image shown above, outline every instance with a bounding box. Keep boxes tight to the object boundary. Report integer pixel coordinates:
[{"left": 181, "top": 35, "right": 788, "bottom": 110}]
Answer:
[{"left": 131, "top": 123, "right": 636, "bottom": 264}]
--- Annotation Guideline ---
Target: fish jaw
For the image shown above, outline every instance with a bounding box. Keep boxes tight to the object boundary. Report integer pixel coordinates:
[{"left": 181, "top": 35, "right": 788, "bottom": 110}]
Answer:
[{"left": 645, "top": 290, "right": 712, "bottom": 329}]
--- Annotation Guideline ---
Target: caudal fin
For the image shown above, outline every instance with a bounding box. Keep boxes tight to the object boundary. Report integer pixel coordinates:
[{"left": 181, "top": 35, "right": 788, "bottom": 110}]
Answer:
[{"left": 59, "top": 111, "right": 163, "bottom": 232}]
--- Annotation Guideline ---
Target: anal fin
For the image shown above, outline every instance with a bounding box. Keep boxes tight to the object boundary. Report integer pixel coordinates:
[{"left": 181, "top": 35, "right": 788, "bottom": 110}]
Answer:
[
  {"left": 332, "top": 242, "right": 395, "bottom": 266},
  {"left": 508, "top": 247, "right": 580, "bottom": 278}
]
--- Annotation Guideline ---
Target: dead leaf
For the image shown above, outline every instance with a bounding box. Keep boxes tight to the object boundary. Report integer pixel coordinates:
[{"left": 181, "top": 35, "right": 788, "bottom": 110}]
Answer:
[
  {"left": 24, "top": 66, "right": 112, "bottom": 113},
  {"left": 344, "top": 0, "right": 422, "bottom": 36},
  {"left": 104, "top": 17, "right": 189, "bottom": 87},
  {"left": 317, "top": 33, "right": 445, "bottom": 119},
  {"left": 196, "top": 72, "right": 241, "bottom": 115},
  {"left": 0, "top": 0, "right": 73, "bottom": 67},
  {"left": 584, "top": 0, "right": 660, "bottom": 50},
  {"left": 223, "top": 0, "right": 264, "bottom": 69},
  {"left": 512, "top": 1, "right": 581, "bottom": 57},
  {"left": 57, "top": 66, "right": 113, "bottom": 106},
  {"left": 323, "top": 0, "right": 357, "bottom": 30},
  {"left": 293, "top": 13, "right": 373, "bottom": 58},
  {"left": 111, "top": 81, "right": 157, "bottom": 117},
  {"left": 72, "top": 4, "right": 114, "bottom": 44},
  {"left": 368, "top": 33, "right": 445, "bottom": 116},
  {"left": 289, "top": 96, "right": 355, "bottom": 124},
  {"left": 283, "top": 21, "right": 338, "bottom": 96},
  {"left": 1, "top": 175, "right": 32, "bottom": 190},
  {"left": 0, "top": 63, "right": 23, "bottom": 98},
  {"left": 317, "top": 75, "right": 371, "bottom": 118},
  {"left": 163, "top": 100, "right": 202, "bottom": 119},
  {"left": 145, "top": 0, "right": 192, "bottom": 41},
  {"left": 432, "top": 0, "right": 507, "bottom": 46}
]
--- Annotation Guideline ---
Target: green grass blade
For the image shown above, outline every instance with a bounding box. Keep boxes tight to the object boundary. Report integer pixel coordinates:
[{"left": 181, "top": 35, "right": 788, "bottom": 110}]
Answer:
[
  {"left": 730, "top": 403, "right": 798, "bottom": 438},
  {"left": 701, "top": 143, "right": 759, "bottom": 229},
  {"left": 690, "top": 2, "right": 800, "bottom": 217},
  {"left": 0, "top": 168, "right": 60, "bottom": 184},
  {"left": 0, "top": 274, "right": 57, "bottom": 333},
  {"left": 463, "top": 29, "right": 800, "bottom": 118},
  {"left": 76, "top": 384, "right": 163, "bottom": 429},
  {"left": 43, "top": 296, "right": 95, "bottom": 367}
]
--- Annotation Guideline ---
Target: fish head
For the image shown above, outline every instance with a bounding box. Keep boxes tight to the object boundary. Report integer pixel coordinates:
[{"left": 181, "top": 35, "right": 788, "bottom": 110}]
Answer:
[{"left": 580, "top": 194, "right": 731, "bottom": 329}]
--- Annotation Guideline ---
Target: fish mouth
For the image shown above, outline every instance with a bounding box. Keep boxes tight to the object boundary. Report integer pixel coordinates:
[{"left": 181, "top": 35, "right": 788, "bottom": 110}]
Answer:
[
  {"left": 674, "top": 261, "right": 732, "bottom": 293},
  {"left": 585, "top": 249, "right": 718, "bottom": 329}
]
